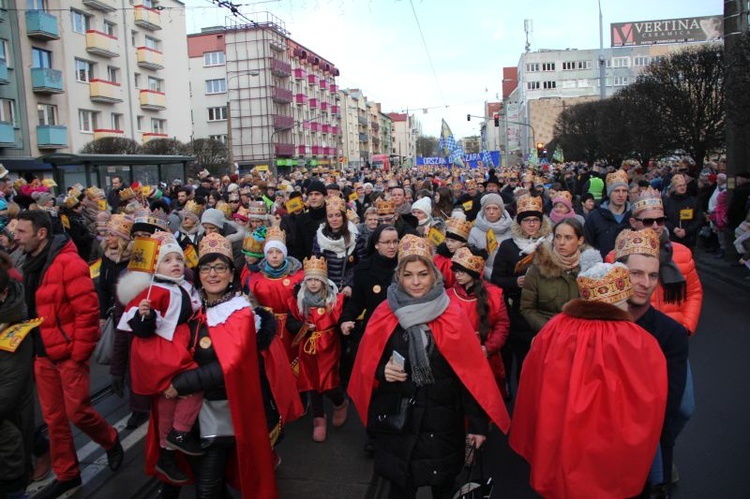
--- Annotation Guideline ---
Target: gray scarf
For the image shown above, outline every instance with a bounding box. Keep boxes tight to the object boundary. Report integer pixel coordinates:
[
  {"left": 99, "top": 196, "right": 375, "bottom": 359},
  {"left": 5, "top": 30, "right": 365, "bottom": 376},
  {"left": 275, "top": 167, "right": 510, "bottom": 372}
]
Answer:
[
  {"left": 386, "top": 280, "right": 450, "bottom": 386},
  {"left": 658, "top": 230, "right": 687, "bottom": 303}
]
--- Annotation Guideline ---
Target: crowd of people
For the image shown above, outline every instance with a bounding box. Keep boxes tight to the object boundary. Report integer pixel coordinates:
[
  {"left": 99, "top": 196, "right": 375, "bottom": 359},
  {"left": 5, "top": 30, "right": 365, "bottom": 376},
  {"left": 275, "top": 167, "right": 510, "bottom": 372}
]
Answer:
[{"left": 0, "top": 156, "right": 747, "bottom": 499}]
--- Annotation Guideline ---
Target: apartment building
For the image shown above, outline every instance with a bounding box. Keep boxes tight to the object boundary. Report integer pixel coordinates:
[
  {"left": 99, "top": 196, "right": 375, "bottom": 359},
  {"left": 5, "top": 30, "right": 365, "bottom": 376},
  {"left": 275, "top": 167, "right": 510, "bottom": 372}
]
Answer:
[
  {"left": 388, "top": 112, "right": 418, "bottom": 167},
  {"left": 1, "top": 0, "right": 190, "bottom": 170}
]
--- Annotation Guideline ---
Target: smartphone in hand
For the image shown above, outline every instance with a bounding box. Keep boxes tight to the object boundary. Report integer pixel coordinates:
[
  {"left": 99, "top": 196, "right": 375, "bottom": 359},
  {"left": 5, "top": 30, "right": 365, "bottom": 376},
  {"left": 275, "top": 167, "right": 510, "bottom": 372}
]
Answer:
[{"left": 391, "top": 351, "right": 406, "bottom": 371}]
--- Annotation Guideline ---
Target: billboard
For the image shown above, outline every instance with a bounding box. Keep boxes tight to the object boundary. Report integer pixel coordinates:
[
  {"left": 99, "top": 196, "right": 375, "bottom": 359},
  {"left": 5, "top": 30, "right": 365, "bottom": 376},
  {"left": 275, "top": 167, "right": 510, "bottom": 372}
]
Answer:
[{"left": 611, "top": 16, "right": 723, "bottom": 47}]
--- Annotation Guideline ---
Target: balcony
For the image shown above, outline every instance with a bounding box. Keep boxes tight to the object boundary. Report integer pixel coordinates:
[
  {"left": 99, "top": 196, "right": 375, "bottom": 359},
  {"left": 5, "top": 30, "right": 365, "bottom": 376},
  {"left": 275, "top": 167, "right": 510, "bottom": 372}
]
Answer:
[
  {"left": 331, "top": 105, "right": 340, "bottom": 116},
  {"left": 37, "top": 125, "right": 67, "bottom": 149},
  {"left": 139, "top": 89, "right": 166, "bottom": 110},
  {"left": 372, "top": 136, "right": 381, "bottom": 146},
  {"left": 320, "top": 102, "right": 328, "bottom": 112},
  {"left": 322, "top": 124, "right": 331, "bottom": 134},
  {"left": 330, "top": 84, "right": 338, "bottom": 93},
  {"left": 93, "top": 129, "right": 125, "bottom": 140},
  {"left": 134, "top": 5, "right": 161, "bottom": 31},
  {"left": 359, "top": 133, "right": 367, "bottom": 142},
  {"left": 270, "top": 59, "right": 291, "bottom": 78},
  {"left": 309, "top": 98, "right": 318, "bottom": 109},
  {"left": 82, "top": 0, "right": 117, "bottom": 12},
  {"left": 274, "top": 114, "right": 294, "bottom": 130},
  {"left": 136, "top": 47, "right": 164, "bottom": 70},
  {"left": 332, "top": 126, "right": 340, "bottom": 135},
  {"left": 0, "top": 9, "right": 7, "bottom": 23},
  {"left": 310, "top": 122, "right": 321, "bottom": 132},
  {"left": 312, "top": 145, "right": 323, "bottom": 155},
  {"left": 357, "top": 116, "right": 368, "bottom": 126},
  {"left": 275, "top": 143, "right": 295, "bottom": 156},
  {"left": 26, "top": 10, "right": 59, "bottom": 40},
  {"left": 294, "top": 68, "right": 306, "bottom": 80},
  {"left": 0, "top": 123, "right": 15, "bottom": 146},
  {"left": 325, "top": 147, "right": 336, "bottom": 156},
  {"left": 86, "top": 31, "right": 119, "bottom": 58},
  {"left": 90, "top": 79, "right": 123, "bottom": 103},
  {"left": 271, "top": 86, "right": 292, "bottom": 104},
  {"left": 298, "top": 145, "right": 307, "bottom": 155},
  {"left": 319, "top": 80, "right": 327, "bottom": 90},
  {"left": 295, "top": 94, "right": 307, "bottom": 105},
  {"left": 142, "top": 132, "right": 168, "bottom": 143},
  {"left": 31, "top": 68, "right": 64, "bottom": 94},
  {"left": 0, "top": 61, "right": 7, "bottom": 84},
  {"left": 371, "top": 122, "right": 380, "bottom": 132},
  {"left": 307, "top": 74, "right": 317, "bottom": 86}
]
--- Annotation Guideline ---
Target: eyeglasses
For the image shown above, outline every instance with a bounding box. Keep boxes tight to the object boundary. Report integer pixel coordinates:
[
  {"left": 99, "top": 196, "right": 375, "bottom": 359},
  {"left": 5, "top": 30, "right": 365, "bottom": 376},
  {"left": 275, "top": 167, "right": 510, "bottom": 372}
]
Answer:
[
  {"left": 521, "top": 218, "right": 541, "bottom": 224},
  {"left": 378, "top": 217, "right": 395, "bottom": 223},
  {"left": 635, "top": 216, "right": 666, "bottom": 226},
  {"left": 198, "top": 264, "right": 230, "bottom": 275},
  {"left": 377, "top": 239, "right": 399, "bottom": 246}
]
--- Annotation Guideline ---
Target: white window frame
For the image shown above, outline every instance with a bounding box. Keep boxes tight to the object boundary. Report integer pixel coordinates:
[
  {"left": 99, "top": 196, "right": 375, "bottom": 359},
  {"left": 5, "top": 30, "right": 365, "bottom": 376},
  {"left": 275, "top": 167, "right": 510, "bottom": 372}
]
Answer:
[
  {"left": 562, "top": 61, "right": 575, "bottom": 71},
  {"left": 147, "top": 76, "right": 163, "bottom": 92},
  {"left": 136, "top": 115, "right": 144, "bottom": 131},
  {"left": 205, "top": 78, "right": 227, "bottom": 94},
  {"left": 144, "top": 35, "right": 160, "bottom": 51},
  {"left": 207, "top": 106, "right": 228, "bottom": 122},
  {"left": 577, "top": 60, "right": 592, "bottom": 70},
  {"left": 107, "top": 66, "right": 119, "bottom": 83},
  {"left": 103, "top": 20, "right": 117, "bottom": 37},
  {"left": 526, "top": 81, "right": 540, "bottom": 90},
  {"left": 32, "top": 48, "right": 51, "bottom": 69},
  {"left": 525, "top": 63, "right": 540, "bottom": 72},
  {"left": 0, "top": 99, "right": 16, "bottom": 125},
  {"left": 209, "top": 134, "right": 228, "bottom": 143},
  {"left": 75, "top": 59, "right": 93, "bottom": 83},
  {"left": 543, "top": 81, "right": 557, "bottom": 89},
  {"left": 79, "top": 109, "right": 98, "bottom": 132},
  {"left": 612, "top": 57, "right": 630, "bottom": 68},
  {"left": 71, "top": 9, "right": 89, "bottom": 34},
  {"left": 542, "top": 62, "right": 555, "bottom": 72},
  {"left": 634, "top": 56, "right": 651, "bottom": 67},
  {"left": 27, "top": 0, "right": 46, "bottom": 12},
  {"left": 0, "top": 40, "right": 10, "bottom": 68},
  {"left": 151, "top": 118, "right": 166, "bottom": 134},
  {"left": 111, "top": 113, "right": 122, "bottom": 131},
  {"left": 203, "top": 51, "right": 225, "bottom": 66},
  {"left": 37, "top": 104, "right": 57, "bottom": 126},
  {"left": 614, "top": 76, "right": 630, "bottom": 86}
]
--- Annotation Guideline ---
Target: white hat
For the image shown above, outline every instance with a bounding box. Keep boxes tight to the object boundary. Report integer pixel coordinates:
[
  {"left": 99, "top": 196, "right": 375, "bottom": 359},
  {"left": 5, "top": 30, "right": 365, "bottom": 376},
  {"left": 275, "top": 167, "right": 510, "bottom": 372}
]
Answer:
[{"left": 411, "top": 197, "right": 432, "bottom": 216}]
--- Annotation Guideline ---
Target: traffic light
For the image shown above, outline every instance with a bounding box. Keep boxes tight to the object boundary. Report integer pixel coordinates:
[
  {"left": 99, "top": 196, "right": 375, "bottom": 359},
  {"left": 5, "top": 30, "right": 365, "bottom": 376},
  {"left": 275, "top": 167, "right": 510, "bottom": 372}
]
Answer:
[
  {"left": 467, "top": 114, "right": 471, "bottom": 121},
  {"left": 493, "top": 113, "right": 500, "bottom": 127},
  {"left": 536, "top": 142, "right": 544, "bottom": 156}
]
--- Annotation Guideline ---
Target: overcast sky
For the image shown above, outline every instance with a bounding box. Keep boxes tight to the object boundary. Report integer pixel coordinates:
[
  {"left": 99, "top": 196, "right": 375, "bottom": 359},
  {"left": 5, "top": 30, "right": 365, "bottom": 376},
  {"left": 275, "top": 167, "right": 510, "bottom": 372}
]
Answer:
[{"left": 181, "top": 0, "right": 722, "bottom": 138}]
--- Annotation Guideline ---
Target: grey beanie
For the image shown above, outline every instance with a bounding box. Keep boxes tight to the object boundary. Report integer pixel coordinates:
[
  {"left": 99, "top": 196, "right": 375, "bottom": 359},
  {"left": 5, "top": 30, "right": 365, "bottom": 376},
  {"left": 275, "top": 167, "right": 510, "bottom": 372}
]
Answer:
[
  {"left": 480, "top": 192, "right": 504, "bottom": 211},
  {"left": 201, "top": 208, "right": 226, "bottom": 229}
]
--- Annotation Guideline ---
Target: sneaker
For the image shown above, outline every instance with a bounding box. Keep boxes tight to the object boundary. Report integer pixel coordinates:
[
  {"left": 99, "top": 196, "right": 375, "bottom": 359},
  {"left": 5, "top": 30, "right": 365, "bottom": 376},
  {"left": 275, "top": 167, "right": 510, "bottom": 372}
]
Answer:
[
  {"left": 107, "top": 433, "right": 124, "bottom": 471},
  {"left": 32, "top": 450, "right": 52, "bottom": 482},
  {"left": 126, "top": 411, "right": 150, "bottom": 430},
  {"left": 34, "top": 476, "right": 82, "bottom": 499},
  {"left": 332, "top": 399, "right": 349, "bottom": 427},
  {"left": 165, "top": 429, "right": 205, "bottom": 456},
  {"left": 156, "top": 450, "right": 189, "bottom": 485},
  {"left": 312, "top": 417, "right": 327, "bottom": 442}
]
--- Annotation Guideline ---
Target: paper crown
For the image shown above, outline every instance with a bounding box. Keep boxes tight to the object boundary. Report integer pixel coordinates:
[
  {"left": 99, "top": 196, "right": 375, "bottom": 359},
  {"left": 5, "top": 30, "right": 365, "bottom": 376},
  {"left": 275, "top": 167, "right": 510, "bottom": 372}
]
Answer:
[
  {"left": 133, "top": 208, "right": 169, "bottom": 232},
  {"left": 243, "top": 227, "right": 266, "bottom": 257},
  {"left": 444, "top": 217, "right": 472, "bottom": 240},
  {"left": 119, "top": 187, "right": 136, "bottom": 201},
  {"left": 398, "top": 234, "right": 433, "bottom": 260},
  {"left": 516, "top": 195, "right": 544, "bottom": 215},
  {"left": 303, "top": 255, "right": 328, "bottom": 281},
  {"left": 606, "top": 169, "right": 629, "bottom": 188},
  {"left": 86, "top": 186, "right": 105, "bottom": 200},
  {"left": 576, "top": 262, "right": 633, "bottom": 305},
  {"left": 614, "top": 228, "right": 660, "bottom": 260},
  {"left": 64, "top": 189, "right": 82, "bottom": 209},
  {"left": 326, "top": 196, "right": 347, "bottom": 213},
  {"left": 375, "top": 197, "right": 396, "bottom": 216},
  {"left": 182, "top": 200, "right": 205, "bottom": 219},
  {"left": 346, "top": 209, "right": 359, "bottom": 223},
  {"left": 451, "top": 247, "right": 485, "bottom": 275},
  {"left": 247, "top": 201, "right": 268, "bottom": 219},
  {"left": 215, "top": 200, "right": 233, "bottom": 219},
  {"left": 199, "top": 232, "right": 233, "bottom": 260},
  {"left": 265, "top": 226, "right": 286, "bottom": 244},
  {"left": 107, "top": 214, "right": 133, "bottom": 240},
  {"left": 553, "top": 191, "right": 573, "bottom": 204},
  {"left": 631, "top": 186, "right": 663, "bottom": 215},
  {"left": 42, "top": 178, "right": 57, "bottom": 188},
  {"left": 233, "top": 206, "right": 250, "bottom": 222}
]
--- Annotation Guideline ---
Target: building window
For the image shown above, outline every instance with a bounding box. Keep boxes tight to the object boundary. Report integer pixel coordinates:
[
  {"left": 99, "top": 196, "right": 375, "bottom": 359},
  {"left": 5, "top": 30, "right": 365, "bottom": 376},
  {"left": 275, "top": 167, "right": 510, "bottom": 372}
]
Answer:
[
  {"left": 209, "top": 134, "right": 228, "bottom": 143},
  {"left": 205, "top": 78, "right": 226, "bottom": 94},
  {"left": 207, "top": 106, "right": 227, "bottom": 122},
  {"left": 562, "top": 61, "right": 575, "bottom": 70},
  {"left": 543, "top": 81, "right": 557, "bottom": 89},
  {"left": 525, "top": 63, "right": 540, "bottom": 72},
  {"left": 26, "top": 0, "right": 45, "bottom": 11},
  {"left": 131, "top": 31, "right": 137, "bottom": 47},
  {"left": 577, "top": 60, "right": 592, "bottom": 69},
  {"left": 614, "top": 76, "right": 630, "bottom": 86},
  {"left": 107, "top": 66, "right": 119, "bottom": 83},
  {"left": 147, "top": 76, "right": 163, "bottom": 92},
  {"left": 71, "top": 10, "right": 90, "bottom": 34},
  {"left": 577, "top": 79, "right": 590, "bottom": 88},
  {"left": 144, "top": 36, "right": 160, "bottom": 51},
  {"left": 0, "top": 99, "right": 16, "bottom": 125},
  {"left": 542, "top": 62, "right": 555, "bottom": 71},
  {"left": 526, "top": 81, "right": 540, "bottom": 90},
  {"left": 634, "top": 56, "right": 651, "bottom": 67},
  {"left": 612, "top": 57, "right": 630, "bottom": 68},
  {"left": 137, "top": 115, "right": 144, "bottom": 131},
  {"left": 204, "top": 51, "right": 225, "bottom": 66},
  {"left": 103, "top": 20, "right": 117, "bottom": 37},
  {"left": 134, "top": 73, "right": 141, "bottom": 88},
  {"left": 32, "top": 48, "right": 52, "bottom": 68},
  {"left": 79, "top": 109, "right": 98, "bottom": 132},
  {"left": 111, "top": 113, "right": 122, "bottom": 130},
  {"left": 151, "top": 118, "right": 166, "bottom": 134},
  {"left": 75, "top": 59, "right": 93, "bottom": 82},
  {"left": 0, "top": 40, "right": 9, "bottom": 68},
  {"left": 37, "top": 104, "right": 57, "bottom": 126}
]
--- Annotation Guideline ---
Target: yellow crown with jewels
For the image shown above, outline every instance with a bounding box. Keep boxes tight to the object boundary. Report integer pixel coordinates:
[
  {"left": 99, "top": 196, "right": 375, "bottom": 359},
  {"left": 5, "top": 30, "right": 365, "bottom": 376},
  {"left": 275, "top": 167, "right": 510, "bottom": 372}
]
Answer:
[
  {"left": 631, "top": 186, "right": 663, "bottom": 216},
  {"left": 444, "top": 217, "right": 472, "bottom": 240},
  {"left": 243, "top": 230, "right": 265, "bottom": 257},
  {"left": 215, "top": 201, "right": 233, "bottom": 220},
  {"left": 247, "top": 201, "right": 268, "bottom": 219},
  {"left": 375, "top": 197, "right": 396, "bottom": 216},
  {"left": 303, "top": 255, "right": 328, "bottom": 281},
  {"left": 577, "top": 263, "right": 633, "bottom": 305},
  {"left": 325, "top": 195, "right": 347, "bottom": 213},
  {"left": 615, "top": 228, "right": 660, "bottom": 260},
  {"left": 516, "top": 195, "right": 543, "bottom": 215},
  {"left": 265, "top": 226, "right": 286, "bottom": 244},
  {"left": 182, "top": 200, "right": 204, "bottom": 219},
  {"left": 106, "top": 214, "right": 133, "bottom": 240},
  {"left": 606, "top": 169, "right": 629, "bottom": 188},
  {"left": 64, "top": 189, "right": 82, "bottom": 209},
  {"left": 199, "top": 232, "right": 233, "bottom": 260},
  {"left": 451, "top": 247, "right": 485, "bottom": 275},
  {"left": 119, "top": 187, "right": 136, "bottom": 201},
  {"left": 86, "top": 186, "right": 105, "bottom": 200},
  {"left": 398, "top": 234, "right": 433, "bottom": 260}
]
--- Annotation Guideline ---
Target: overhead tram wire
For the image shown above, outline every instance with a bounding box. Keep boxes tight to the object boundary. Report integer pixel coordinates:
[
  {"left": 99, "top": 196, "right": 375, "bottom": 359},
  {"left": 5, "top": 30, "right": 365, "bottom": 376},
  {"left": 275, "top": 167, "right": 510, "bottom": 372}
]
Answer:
[{"left": 407, "top": 0, "right": 447, "bottom": 109}]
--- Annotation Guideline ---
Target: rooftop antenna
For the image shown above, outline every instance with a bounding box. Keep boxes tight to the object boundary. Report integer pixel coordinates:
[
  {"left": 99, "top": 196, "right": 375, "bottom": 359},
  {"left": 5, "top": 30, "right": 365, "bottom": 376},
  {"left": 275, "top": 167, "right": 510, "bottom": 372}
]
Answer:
[{"left": 524, "top": 19, "right": 533, "bottom": 53}]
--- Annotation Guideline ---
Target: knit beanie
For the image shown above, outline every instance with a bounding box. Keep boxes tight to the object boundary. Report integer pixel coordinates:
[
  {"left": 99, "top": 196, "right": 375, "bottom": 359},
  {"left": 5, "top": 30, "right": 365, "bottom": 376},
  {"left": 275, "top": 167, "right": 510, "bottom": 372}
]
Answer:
[
  {"left": 307, "top": 180, "right": 327, "bottom": 197},
  {"left": 411, "top": 197, "right": 432, "bottom": 216},
  {"left": 154, "top": 233, "right": 184, "bottom": 273},
  {"left": 201, "top": 208, "right": 225, "bottom": 229},
  {"left": 480, "top": 192, "right": 504, "bottom": 211},
  {"left": 263, "top": 240, "right": 288, "bottom": 259}
]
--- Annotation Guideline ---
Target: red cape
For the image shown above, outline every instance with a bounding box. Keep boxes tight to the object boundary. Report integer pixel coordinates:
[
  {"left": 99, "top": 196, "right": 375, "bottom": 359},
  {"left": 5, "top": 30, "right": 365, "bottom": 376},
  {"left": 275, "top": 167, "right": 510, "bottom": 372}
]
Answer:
[
  {"left": 262, "top": 335, "right": 304, "bottom": 424},
  {"left": 348, "top": 300, "right": 510, "bottom": 433},
  {"left": 509, "top": 300, "right": 667, "bottom": 499}
]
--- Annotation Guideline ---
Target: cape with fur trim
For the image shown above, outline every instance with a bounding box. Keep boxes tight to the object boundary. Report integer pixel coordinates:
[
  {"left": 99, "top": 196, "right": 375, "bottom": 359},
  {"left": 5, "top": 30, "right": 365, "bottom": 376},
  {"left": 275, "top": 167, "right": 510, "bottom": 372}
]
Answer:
[
  {"left": 509, "top": 299, "right": 667, "bottom": 499},
  {"left": 348, "top": 300, "right": 510, "bottom": 433}
]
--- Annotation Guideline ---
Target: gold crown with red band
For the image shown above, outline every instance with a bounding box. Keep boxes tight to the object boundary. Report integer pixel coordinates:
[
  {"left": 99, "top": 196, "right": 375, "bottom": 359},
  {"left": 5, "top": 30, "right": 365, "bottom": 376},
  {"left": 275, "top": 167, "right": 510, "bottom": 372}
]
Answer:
[
  {"left": 106, "top": 214, "right": 133, "bottom": 239},
  {"left": 265, "top": 226, "right": 286, "bottom": 244},
  {"left": 577, "top": 263, "right": 633, "bottom": 304},
  {"left": 615, "top": 228, "right": 660, "bottom": 260},
  {"left": 303, "top": 255, "right": 328, "bottom": 281},
  {"left": 199, "top": 232, "right": 233, "bottom": 260},
  {"left": 516, "top": 195, "right": 543, "bottom": 215},
  {"left": 398, "top": 234, "right": 433, "bottom": 260},
  {"left": 451, "top": 247, "right": 485, "bottom": 275},
  {"left": 606, "top": 169, "right": 629, "bottom": 188},
  {"left": 445, "top": 217, "right": 472, "bottom": 240},
  {"left": 631, "top": 186, "right": 663, "bottom": 215},
  {"left": 375, "top": 197, "right": 396, "bottom": 216},
  {"left": 325, "top": 196, "right": 347, "bottom": 213}
]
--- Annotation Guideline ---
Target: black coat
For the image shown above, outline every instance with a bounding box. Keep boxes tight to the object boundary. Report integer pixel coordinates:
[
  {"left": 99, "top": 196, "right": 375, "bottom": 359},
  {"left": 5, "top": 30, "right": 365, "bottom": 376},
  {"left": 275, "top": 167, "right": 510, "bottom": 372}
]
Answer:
[
  {"left": 294, "top": 205, "right": 327, "bottom": 260},
  {"left": 340, "top": 254, "right": 396, "bottom": 327},
  {"left": 663, "top": 193, "right": 703, "bottom": 248},
  {"left": 370, "top": 326, "right": 488, "bottom": 490},
  {"left": 490, "top": 238, "right": 534, "bottom": 341},
  {"left": 583, "top": 203, "right": 632, "bottom": 258}
]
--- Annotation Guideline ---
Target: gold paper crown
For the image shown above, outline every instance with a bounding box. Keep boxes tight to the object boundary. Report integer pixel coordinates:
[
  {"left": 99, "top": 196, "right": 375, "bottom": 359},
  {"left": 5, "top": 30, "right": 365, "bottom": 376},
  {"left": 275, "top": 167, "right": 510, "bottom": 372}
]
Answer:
[
  {"left": 106, "top": 214, "right": 133, "bottom": 239},
  {"left": 577, "top": 263, "right": 633, "bottom": 304},
  {"left": 631, "top": 186, "right": 663, "bottom": 215},
  {"left": 199, "top": 232, "right": 233, "bottom": 260},
  {"left": 243, "top": 231, "right": 265, "bottom": 256},
  {"left": 133, "top": 208, "right": 170, "bottom": 232},
  {"left": 516, "top": 195, "right": 544, "bottom": 215},
  {"left": 303, "top": 255, "right": 328, "bottom": 281},
  {"left": 398, "top": 234, "right": 433, "bottom": 260},
  {"left": 445, "top": 217, "right": 472, "bottom": 240},
  {"left": 346, "top": 209, "right": 359, "bottom": 223},
  {"left": 247, "top": 201, "right": 267, "bottom": 219},
  {"left": 451, "top": 247, "right": 485, "bottom": 275},
  {"left": 64, "top": 189, "right": 82, "bottom": 209},
  {"left": 233, "top": 206, "right": 250, "bottom": 221},
  {"left": 119, "top": 187, "right": 136, "bottom": 201},
  {"left": 375, "top": 197, "right": 396, "bottom": 216},
  {"left": 86, "top": 186, "right": 105, "bottom": 200},
  {"left": 615, "top": 228, "right": 660, "bottom": 260},
  {"left": 182, "top": 200, "right": 204, "bottom": 220},
  {"left": 553, "top": 191, "right": 573, "bottom": 204},
  {"left": 265, "top": 226, "right": 286, "bottom": 244},
  {"left": 215, "top": 200, "right": 233, "bottom": 219},
  {"left": 606, "top": 169, "right": 629, "bottom": 188},
  {"left": 326, "top": 196, "right": 347, "bottom": 213}
]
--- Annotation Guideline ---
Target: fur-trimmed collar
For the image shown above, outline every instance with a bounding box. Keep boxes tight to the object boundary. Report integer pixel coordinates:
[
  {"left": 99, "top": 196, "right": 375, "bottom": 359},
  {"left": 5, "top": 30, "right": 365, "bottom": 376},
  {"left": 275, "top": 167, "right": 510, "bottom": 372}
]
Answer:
[
  {"left": 562, "top": 299, "right": 633, "bottom": 322},
  {"left": 510, "top": 216, "right": 553, "bottom": 240},
  {"left": 533, "top": 243, "right": 601, "bottom": 278}
]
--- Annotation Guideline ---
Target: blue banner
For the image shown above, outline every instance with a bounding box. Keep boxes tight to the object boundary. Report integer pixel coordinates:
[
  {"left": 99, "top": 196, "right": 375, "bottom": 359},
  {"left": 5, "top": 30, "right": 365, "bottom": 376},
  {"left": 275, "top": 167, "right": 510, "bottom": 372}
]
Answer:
[{"left": 416, "top": 151, "right": 501, "bottom": 169}]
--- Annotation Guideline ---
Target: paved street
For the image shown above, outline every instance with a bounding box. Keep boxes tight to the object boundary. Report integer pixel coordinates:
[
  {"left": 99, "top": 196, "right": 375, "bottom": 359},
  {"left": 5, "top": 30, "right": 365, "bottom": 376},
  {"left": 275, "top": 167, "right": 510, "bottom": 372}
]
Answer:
[{"left": 26, "top": 248, "right": 750, "bottom": 499}]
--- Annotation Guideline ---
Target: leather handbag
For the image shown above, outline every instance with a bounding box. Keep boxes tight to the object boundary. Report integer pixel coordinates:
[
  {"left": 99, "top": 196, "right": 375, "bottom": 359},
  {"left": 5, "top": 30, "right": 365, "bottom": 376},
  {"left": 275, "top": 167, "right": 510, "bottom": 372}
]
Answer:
[
  {"left": 367, "top": 387, "right": 416, "bottom": 434},
  {"left": 452, "top": 444, "right": 494, "bottom": 499},
  {"left": 199, "top": 399, "right": 235, "bottom": 439}
]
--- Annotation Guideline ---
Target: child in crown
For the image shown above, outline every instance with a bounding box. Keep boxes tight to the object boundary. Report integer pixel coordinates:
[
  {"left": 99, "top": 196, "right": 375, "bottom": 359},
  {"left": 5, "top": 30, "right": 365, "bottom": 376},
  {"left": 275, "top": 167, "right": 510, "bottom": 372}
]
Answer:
[
  {"left": 117, "top": 232, "right": 203, "bottom": 484},
  {"left": 287, "top": 256, "right": 347, "bottom": 442}
]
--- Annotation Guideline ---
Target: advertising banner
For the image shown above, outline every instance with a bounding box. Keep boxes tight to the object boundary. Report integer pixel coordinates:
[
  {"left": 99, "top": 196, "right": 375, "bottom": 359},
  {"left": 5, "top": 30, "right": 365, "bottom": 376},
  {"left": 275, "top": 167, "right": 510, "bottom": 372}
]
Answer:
[{"left": 611, "top": 16, "right": 723, "bottom": 47}]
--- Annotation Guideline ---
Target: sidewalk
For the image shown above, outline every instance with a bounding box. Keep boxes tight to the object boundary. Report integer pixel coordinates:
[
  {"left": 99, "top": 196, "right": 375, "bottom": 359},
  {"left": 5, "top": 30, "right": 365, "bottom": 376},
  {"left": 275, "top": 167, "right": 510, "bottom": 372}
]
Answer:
[{"left": 692, "top": 246, "right": 750, "bottom": 292}]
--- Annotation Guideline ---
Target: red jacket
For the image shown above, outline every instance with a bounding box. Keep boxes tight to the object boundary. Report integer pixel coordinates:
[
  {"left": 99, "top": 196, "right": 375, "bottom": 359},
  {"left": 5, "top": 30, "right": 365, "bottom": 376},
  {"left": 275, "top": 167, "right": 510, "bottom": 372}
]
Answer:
[
  {"left": 36, "top": 237, "right": 100, "bottom": 362},
  {"left": 447, "top": 282, "right": 509, "bottom": 356}
]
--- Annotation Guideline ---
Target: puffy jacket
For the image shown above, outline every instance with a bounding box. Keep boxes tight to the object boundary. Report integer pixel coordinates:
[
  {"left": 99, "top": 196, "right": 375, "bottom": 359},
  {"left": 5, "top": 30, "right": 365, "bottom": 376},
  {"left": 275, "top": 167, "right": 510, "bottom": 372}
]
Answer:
[
  {"left": 36, "top": 237, "right": 101, "bottom": 362},
  {"left": 584, "top": 202, "right": 632, "bottom": 258}
]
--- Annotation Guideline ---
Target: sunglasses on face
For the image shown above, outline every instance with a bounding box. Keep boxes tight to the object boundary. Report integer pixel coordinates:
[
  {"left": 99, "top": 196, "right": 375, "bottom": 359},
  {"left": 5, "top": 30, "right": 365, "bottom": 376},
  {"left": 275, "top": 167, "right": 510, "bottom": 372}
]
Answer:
[{"left": 636, "top": 216, "right": 666, "bottom": 226}]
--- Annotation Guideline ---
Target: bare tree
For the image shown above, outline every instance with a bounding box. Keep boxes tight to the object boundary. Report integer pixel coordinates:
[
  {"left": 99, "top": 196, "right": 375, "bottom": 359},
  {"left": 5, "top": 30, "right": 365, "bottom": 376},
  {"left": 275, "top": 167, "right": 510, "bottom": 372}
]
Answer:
[{"left": 416, "top": 135, "right": 438, "bottom": 157}]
